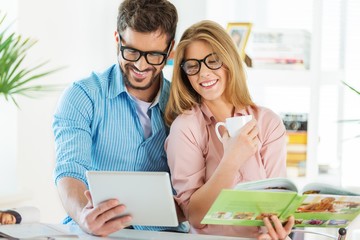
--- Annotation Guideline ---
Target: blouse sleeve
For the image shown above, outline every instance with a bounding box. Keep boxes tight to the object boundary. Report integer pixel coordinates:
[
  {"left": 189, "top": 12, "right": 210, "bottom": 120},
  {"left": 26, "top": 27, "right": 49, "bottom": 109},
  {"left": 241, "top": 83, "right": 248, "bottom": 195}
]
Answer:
[
  {"left": 165, "top": 114, "right": 207, "bottom": 219},
  {"left": 258, "top": 108, "right": 287, "bottom": 178}
]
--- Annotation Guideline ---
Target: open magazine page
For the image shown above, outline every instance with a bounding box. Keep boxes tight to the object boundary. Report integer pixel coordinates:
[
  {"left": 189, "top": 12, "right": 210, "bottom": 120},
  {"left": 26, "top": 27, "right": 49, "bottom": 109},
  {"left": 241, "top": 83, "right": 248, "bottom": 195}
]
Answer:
[
  {"left": 283, "top": 194, "right": 360, "bottom": 228},
  {"left": 201, "top": 189, "right": 298, "bottom": 226},
  {"left": 234, "top": 177, "right": 298, "bottom": 192},
  {"left": 203, "top": 178, "right": 360, "bottom": 228},
  {"left": 301, "top": 183, "right": 360, "bottom": 196}
]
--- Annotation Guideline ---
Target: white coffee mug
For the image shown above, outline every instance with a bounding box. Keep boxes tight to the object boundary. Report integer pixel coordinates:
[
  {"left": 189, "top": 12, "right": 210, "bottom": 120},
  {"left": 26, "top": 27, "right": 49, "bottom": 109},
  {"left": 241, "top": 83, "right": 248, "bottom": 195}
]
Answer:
[{"left": 215, "top": 115, "right": 253, "bottom": 140}]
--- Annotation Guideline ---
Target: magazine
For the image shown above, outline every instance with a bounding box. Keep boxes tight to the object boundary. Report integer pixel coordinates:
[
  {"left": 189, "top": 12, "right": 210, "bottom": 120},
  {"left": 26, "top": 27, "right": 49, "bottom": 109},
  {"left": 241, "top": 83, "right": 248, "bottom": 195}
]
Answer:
[
  {"left": 201, "top": 178, "right": 360, "bottom": 228},
  {"left": 0, "top": 223, "right": 78, "bottom": 239}
]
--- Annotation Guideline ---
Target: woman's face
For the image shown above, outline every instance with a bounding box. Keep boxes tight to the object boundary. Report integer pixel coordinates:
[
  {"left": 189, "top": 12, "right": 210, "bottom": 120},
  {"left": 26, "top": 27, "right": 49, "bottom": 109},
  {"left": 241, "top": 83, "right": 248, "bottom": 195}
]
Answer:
[{"left": 183, "top": 40, "right": 228, "bottom": 104}]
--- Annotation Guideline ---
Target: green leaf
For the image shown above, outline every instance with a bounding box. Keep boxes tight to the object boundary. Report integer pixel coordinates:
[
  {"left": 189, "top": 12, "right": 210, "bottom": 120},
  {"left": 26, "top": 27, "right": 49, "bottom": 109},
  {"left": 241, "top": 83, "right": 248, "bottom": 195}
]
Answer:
[
  {"left": 0, "top": 11, "right": 64, "bottom": 107},
  {"left": 342, "top": 81, "right": 360, "bottom": 95}
]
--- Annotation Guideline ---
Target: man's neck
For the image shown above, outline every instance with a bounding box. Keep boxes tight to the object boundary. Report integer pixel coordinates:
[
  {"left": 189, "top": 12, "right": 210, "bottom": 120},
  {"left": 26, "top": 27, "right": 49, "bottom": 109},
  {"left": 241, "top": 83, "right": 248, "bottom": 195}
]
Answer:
[{"left": 127, "top": 78, "right": 161, "bottom": 103}]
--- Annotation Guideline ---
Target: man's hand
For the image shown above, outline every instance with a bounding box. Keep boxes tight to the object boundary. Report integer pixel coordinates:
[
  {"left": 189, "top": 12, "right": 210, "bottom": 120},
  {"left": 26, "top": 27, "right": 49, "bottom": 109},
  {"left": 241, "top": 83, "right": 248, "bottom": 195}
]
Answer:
[
  {"left": 78, "top": 190, "right": 133, "bottom": 236},
  {"left": 57, "top": 177, "right": 132, "bottom": 237}
]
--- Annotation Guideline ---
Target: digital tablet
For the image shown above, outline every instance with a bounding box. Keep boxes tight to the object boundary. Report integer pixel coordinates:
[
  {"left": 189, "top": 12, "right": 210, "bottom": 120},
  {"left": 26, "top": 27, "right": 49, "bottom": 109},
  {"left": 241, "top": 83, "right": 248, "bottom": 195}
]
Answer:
[{"left": 86, "top": 171, "right": 179, "bottom": 227}]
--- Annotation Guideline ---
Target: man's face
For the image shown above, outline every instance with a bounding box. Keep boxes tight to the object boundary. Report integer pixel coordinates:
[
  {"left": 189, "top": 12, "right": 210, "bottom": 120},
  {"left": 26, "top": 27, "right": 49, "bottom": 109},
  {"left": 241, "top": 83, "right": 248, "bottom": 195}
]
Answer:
[{"left": 117, "top": 28, "right": 170, "bottom": 98}]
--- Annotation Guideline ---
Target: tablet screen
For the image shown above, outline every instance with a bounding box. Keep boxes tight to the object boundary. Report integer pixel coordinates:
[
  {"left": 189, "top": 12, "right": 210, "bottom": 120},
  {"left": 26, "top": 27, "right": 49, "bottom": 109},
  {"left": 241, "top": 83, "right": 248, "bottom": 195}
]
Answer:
[{"left": 86, "top": 171, "right": 179, "bottom": 227}]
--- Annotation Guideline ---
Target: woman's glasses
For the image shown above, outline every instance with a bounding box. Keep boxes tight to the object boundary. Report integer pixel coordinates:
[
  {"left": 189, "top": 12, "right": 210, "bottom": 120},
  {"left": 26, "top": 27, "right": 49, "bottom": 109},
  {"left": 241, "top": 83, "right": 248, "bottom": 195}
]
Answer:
[{"left": 181, "top": 53, "right": 223, "bottom": 76}]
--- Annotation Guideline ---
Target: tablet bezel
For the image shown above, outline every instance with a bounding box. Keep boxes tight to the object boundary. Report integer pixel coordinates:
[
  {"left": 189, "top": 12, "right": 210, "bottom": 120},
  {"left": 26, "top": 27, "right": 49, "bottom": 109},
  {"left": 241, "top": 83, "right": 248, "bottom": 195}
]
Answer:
[{"left": 86, "top": 171, "right": 179, "bottom": 227}]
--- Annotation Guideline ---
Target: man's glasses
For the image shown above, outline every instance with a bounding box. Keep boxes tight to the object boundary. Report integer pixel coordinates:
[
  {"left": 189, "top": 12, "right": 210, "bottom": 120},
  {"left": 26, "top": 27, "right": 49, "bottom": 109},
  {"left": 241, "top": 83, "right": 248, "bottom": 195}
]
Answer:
[
  {"left": 119, "top": 35, "right": 171, "bottom": 66},
  {"left": 181, "top": 53, "right": 223, "bottom": 76}
]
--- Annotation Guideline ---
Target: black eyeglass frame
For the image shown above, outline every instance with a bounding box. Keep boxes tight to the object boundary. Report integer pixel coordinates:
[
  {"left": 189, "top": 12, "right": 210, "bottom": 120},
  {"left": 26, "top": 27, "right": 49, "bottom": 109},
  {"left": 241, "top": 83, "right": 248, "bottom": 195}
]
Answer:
[
  {"left": 180, "top": 53, "right": 223, "bottom": 76},
  {"left": 118, "top": 35, "right": 172, "bottom": 66}
]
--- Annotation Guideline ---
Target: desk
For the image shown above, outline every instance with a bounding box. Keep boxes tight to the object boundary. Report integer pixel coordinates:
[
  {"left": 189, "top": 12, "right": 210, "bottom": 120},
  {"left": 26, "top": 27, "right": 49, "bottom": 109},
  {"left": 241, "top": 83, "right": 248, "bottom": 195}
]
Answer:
[
  {"left": 62, "top": 224, "right": 254, "bottom": 240},
  {"left": 2, "top": 223, "right": 358, "bottom": 239},
  {"left": 0, "top": 223, "right": 254, "bottom": 240}
]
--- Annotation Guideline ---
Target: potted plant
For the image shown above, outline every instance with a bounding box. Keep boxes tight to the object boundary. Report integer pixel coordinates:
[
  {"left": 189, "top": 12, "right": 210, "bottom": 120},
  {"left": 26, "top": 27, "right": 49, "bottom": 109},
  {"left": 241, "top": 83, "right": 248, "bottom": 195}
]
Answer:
[{"left": 0, "top": 12, "right": 60, "bottom": 106}]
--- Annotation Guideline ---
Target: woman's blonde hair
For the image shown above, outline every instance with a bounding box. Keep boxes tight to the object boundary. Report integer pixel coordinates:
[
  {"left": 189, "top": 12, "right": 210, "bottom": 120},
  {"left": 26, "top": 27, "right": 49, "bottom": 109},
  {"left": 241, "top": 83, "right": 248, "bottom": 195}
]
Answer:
[{"left": 164, "top": 20, "right": 255, "bottom": 126}]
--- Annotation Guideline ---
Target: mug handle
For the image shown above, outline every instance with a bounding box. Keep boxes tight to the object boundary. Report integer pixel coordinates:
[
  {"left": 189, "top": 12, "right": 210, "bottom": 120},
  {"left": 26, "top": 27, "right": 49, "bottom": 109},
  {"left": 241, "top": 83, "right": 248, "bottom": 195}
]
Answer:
[{"left": 215, "top": 122, "right": 226, "bottom": 140}]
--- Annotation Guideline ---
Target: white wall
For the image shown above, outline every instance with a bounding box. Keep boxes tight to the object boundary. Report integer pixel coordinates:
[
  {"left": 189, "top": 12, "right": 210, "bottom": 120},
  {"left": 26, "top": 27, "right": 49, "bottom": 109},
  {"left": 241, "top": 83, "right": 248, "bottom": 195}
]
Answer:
[
  {"left": 13, "top": 0, "right": 120, "bottom": 223},
  {"left": 0, "top": 0, "right": 19, "bottom": 197}
]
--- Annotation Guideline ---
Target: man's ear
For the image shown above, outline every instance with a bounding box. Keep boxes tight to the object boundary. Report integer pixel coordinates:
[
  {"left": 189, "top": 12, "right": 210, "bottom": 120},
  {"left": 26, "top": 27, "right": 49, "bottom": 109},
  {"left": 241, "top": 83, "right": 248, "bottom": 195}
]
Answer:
[
  {"left": 169, "top": 39, "right": 175, "bottom": 53},
  {"left": 114, "top": 31, "right": 120, "bottom": 43}
]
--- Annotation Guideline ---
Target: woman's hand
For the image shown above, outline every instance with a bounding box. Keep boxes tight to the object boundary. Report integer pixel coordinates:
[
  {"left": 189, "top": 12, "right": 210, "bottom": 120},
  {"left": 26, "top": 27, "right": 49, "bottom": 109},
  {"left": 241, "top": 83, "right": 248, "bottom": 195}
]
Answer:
[
  {"left": 258, "top": 215, "right": 294, "bottom": 240},
  {"left": 221, "top": 118, "right": 259, "bottom": 167}
]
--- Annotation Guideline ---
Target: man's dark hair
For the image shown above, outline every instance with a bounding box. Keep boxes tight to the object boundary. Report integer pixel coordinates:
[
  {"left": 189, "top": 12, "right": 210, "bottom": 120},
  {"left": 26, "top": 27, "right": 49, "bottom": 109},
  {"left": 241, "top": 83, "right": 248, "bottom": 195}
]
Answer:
[{"left": 117, "top": 0, "right": 178, "bottom": 44}]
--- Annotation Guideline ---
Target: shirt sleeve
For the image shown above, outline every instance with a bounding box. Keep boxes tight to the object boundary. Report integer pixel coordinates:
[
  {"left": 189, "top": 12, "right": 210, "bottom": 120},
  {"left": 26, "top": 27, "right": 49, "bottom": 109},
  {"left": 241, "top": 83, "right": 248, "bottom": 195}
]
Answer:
[
  {"left": 165, "top": 115, "right": 207, "bottom": 219},
  {"left": 258, "top": 108, "right": 287, "bottom": 178},
  {"left": 53, "top": 83, "right": 94, "bottom": 185}
]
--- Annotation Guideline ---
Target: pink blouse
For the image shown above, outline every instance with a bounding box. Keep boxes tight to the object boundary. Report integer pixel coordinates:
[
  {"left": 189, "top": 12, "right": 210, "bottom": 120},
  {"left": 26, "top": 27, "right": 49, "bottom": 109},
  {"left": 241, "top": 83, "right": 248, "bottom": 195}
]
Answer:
[{"left": 165, "top": 104, "right": 287, "bottom": 237}]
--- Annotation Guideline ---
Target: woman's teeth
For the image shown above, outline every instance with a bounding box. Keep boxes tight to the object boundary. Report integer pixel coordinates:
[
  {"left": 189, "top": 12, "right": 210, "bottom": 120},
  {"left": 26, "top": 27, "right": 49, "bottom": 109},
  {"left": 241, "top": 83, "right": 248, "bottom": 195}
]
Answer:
[{"left": 201, "top": 80, "right": 217, "bottom": 87}]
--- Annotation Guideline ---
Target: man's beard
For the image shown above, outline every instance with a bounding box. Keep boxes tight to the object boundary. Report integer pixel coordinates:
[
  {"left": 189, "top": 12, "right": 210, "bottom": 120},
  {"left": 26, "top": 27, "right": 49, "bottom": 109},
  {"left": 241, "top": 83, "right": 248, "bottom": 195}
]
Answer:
[{"left": 122, "top": 64, "right": 161, "bottom": 91}]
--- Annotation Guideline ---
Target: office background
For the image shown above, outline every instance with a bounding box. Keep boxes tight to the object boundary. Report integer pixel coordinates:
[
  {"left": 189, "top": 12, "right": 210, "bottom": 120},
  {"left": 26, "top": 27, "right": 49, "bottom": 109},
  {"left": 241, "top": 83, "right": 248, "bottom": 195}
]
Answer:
[{"left": 0, "top": 0, "right": 359, "bottom": 224}]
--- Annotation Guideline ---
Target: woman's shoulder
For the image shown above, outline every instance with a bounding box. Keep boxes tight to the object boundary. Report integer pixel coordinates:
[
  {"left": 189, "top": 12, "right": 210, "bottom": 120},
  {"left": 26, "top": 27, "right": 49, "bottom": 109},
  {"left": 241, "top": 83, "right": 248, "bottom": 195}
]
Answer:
[
  {"left": 168, "top": 105, "right": 208, "bottom": 146},
  {"left": 172, "top": 104, "right": 203, "bottom": 123},
  {"left": 248, "top": 105, "right": 285, "bottom": 133},
  {"left": 250, "top": 105, "right": 282, "bottom": 122},
  {"left": 170, "top": 105, "right": 206, "bottom": 132}
]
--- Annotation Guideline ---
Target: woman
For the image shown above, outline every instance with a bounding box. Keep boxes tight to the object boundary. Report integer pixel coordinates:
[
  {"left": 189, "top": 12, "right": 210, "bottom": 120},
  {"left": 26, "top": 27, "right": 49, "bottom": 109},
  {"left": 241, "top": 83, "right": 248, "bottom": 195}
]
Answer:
[{"left": 164, "top": 20, "right": 294, "bottom": 239}]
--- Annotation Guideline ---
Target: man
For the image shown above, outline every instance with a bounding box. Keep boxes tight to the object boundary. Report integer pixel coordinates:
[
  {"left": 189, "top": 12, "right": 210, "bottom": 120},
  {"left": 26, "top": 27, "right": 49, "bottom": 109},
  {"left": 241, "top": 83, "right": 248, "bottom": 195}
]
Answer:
[{"left": 53, "top": 0, "right": 186, "bottom": 236}]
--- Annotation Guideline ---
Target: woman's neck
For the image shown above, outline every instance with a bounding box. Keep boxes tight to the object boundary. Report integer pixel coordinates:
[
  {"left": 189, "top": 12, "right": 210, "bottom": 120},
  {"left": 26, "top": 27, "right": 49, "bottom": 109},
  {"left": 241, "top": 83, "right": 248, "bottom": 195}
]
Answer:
[{"left": 204, "top": 100, "right": 234, "bottom": 122}]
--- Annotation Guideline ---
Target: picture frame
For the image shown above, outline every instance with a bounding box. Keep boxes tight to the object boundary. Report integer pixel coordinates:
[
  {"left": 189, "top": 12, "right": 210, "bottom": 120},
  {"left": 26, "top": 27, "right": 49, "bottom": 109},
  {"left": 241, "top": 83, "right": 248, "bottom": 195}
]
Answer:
[{"left": 227, "top": 22, "right": 252, "bottom": 60}]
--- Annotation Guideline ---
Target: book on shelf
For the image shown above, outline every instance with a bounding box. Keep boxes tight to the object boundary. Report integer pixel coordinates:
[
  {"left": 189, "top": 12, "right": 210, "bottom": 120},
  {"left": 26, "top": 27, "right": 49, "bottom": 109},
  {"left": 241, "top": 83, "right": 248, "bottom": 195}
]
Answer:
[
  {"left": 286, "top": 144, "right": 307, "bottom": 153},
  {"left": 286, "top": 131, "right": 308, "bottom": 145},
  {"left": 287, "top": 152, "right": 307, "bottom": 162},
  {"left": 247, "top": 29, "right": 311, "bottom": 70},
  {"left": 201, "top": 178, "right": 360, "bottom": 228},
  {"left": 286, "top": 133, "right": 307, "bottom": 172},
  {"left": 280, "top": 112, "right": 308, "bottom": 177},
  {"left": 251, "top": 58, "right": 308, "bottom": 70}
]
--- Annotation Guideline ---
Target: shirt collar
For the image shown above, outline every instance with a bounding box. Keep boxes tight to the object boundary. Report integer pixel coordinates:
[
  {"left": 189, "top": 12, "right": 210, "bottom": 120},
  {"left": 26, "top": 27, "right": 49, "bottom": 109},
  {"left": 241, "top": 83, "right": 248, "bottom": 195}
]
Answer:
[
  {"left": 200, "top": 103, "right": 249, "bottom": 125},
  {"left": 108, "top": 64, "right": 169, "bottom": 113},
  {"left": 108, "top": 64, "right": 126, "bottom": 99}
]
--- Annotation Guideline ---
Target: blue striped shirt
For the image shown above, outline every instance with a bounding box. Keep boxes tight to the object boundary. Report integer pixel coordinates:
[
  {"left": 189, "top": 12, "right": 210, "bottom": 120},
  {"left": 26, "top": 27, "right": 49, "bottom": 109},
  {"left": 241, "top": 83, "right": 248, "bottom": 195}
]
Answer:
[{"left": 53, "top": 64, "right": 187, "bottom": 232}]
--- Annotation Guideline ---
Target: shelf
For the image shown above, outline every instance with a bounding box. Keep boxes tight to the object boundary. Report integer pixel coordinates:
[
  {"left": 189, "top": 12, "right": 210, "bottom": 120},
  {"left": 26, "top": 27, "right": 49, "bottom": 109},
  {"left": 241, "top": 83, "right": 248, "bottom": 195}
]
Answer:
[
  {"left": 246, "top": 68, "right": 312, "bottom": 88},
  {"left": 246, "top": 68, "right": 343, "bottom": 87}
]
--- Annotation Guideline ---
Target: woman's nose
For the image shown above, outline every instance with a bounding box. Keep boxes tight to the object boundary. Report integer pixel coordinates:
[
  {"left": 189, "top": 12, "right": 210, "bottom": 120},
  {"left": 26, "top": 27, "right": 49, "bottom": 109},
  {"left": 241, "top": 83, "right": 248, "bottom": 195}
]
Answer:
[{"left": 199, "top": 62, "right": 211, "bottom": 78}]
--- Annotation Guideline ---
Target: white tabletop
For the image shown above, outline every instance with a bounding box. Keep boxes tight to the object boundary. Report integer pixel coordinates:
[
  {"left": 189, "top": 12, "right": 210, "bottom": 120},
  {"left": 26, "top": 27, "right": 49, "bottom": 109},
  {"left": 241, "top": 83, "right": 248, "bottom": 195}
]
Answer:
[
  {"left": 0, "top": 223, "right": 254, "bottom": 240},
  {"left": 62, "top": 224, "right": 254, "bottom": 240}
]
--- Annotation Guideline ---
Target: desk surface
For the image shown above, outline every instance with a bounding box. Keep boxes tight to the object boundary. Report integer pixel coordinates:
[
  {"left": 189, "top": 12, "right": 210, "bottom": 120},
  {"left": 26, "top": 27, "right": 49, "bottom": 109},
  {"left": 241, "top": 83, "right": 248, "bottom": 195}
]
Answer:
[
  {"left": 64, "top": 224, "right": 254, "bottom": 240},
  {"left": 0, "top": 223, "right": 254, "bottom": 240}
]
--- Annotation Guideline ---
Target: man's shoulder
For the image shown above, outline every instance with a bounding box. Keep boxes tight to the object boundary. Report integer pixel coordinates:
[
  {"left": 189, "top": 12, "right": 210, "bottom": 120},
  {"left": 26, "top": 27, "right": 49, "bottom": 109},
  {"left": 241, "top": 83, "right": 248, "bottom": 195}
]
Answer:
[
  {"left": 75, "top": 64, "right": 117, "bottom": 90},
  {"left": 59, "top": 64, "right": 118, "bottom": 104}
]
